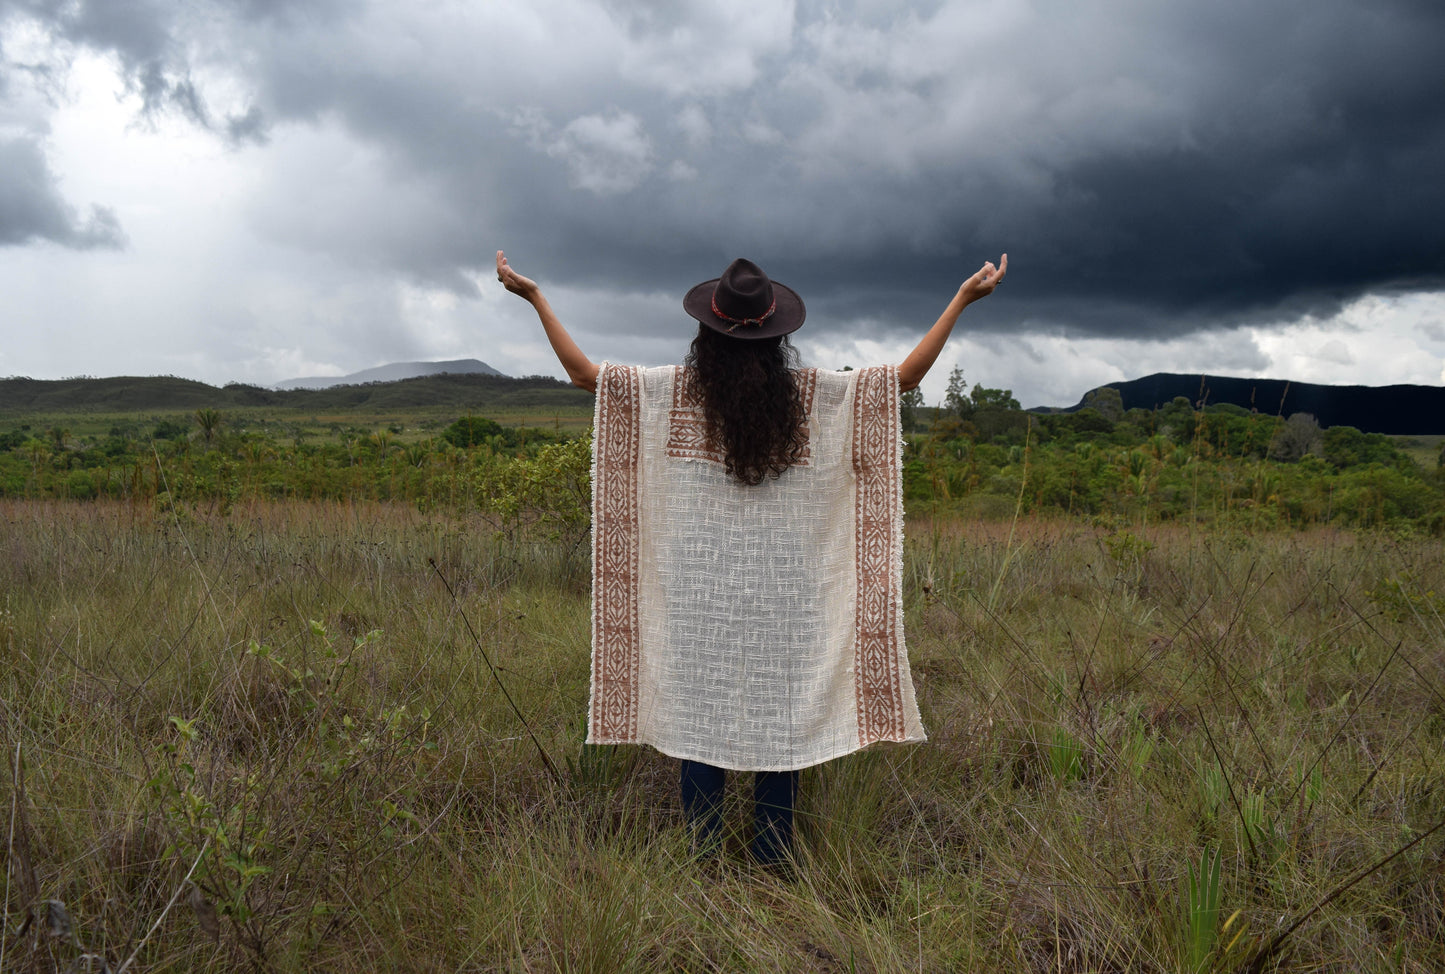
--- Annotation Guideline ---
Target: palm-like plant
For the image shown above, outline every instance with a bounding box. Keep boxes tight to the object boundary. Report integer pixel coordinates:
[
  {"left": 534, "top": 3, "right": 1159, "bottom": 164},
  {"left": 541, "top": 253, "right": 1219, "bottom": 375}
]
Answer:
[
  {"left": 368, "top": 430, "right": 393, "bottom": 459},
  {"left": 194, "top": 408, "right": 223, "bottom": 447}
]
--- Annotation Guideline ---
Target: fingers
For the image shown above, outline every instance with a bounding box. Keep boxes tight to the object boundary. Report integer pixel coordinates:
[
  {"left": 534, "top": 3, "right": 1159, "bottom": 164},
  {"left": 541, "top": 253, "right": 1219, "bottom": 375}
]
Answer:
[
  {"left": 496, "top": 250, "right": 538, "bottom": 298},
  {"left": 973, "top": 253, "right": 1007, "bottom": 292}
]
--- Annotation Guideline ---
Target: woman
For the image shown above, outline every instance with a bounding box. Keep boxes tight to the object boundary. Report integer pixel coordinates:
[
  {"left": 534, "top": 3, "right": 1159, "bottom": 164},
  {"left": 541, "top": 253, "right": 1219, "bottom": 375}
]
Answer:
[{"left": 497, "top": 249, "right": 1005, "bottom": 863}]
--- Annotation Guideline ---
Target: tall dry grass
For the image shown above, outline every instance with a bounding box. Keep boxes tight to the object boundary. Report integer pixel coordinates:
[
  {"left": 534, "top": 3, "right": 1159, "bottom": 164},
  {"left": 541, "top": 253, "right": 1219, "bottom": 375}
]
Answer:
[{"left": 2, "top": 499, "right": 1442, "bottom": 971}]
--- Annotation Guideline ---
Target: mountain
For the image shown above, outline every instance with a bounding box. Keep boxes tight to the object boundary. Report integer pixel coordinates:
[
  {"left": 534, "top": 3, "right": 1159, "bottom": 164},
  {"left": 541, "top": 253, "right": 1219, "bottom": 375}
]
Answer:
[
  {"left": 1058, "top": 373, "right": 1445, "bottom": 435},
  {"left": 275, "top": 359, "right": 503, "bottom": 390}
]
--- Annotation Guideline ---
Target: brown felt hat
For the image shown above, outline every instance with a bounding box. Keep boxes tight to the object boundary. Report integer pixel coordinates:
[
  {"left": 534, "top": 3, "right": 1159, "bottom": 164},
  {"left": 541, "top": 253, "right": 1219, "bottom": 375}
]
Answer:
[{"left": 683, "top": 258, "right": 806, "bottom": 339}]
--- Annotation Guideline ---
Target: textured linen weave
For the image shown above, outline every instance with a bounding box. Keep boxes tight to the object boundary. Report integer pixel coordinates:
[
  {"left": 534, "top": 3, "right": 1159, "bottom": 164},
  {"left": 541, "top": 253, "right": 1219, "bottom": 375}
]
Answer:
[{"left": 587, "top": 362, "right": 926, "bottom": 771}]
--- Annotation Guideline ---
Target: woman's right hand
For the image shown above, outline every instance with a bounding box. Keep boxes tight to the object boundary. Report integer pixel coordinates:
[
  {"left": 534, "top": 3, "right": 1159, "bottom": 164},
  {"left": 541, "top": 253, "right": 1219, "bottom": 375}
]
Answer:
[
  {"left": 897, "top": 252, "right": 1010, "bottom": 390},
  {"left": 496, "top": 250, "right": 540, "bottom": 301}
]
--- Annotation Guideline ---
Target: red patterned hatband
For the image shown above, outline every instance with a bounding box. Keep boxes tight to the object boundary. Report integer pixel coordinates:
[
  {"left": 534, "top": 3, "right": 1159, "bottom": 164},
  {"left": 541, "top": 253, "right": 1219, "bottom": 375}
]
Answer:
[{"left": 711, "top": 293, "right": 777, "bottom": 331}]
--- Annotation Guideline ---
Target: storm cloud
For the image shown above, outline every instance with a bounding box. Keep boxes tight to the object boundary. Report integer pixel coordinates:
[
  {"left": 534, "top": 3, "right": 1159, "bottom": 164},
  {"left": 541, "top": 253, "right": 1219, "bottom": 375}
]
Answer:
[
  {"left": 1, "top": 0, "right": 1443, "bottom": 393},
  {"left": 0, "top": 135, "right": 124, "bottom": 247}
]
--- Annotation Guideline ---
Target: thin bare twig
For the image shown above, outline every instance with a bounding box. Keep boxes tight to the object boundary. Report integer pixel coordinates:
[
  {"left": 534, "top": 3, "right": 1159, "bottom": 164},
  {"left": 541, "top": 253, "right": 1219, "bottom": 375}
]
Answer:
[
  {"left": 1349, "top": 707, "right": 1433, "bottom": 809},
  {"left": 1197, "top": 706, "right": 1260, "bottom": 862},
  {"left": 428, "top": 557, "right": 561, "bottom": 786},
  {"left": 1241, "top": 815, "right": 1445, "bottom": 973},
  {"left": 1284, "top": 640, "right": 1401, "bottom": 810},
  {"left": 3, "top": 741, "right": 37, "bottom": 973},
  {"left": 115, "top": 836, "right": 212, "bottom": 974}
]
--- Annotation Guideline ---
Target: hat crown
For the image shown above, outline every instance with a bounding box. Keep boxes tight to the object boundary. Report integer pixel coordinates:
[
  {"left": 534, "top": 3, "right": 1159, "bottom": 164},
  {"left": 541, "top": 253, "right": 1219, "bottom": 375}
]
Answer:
[
  {"left": 682, "top": 256, "right": 805, "bottom": 339},
  {"left": 713, "top": 259, "right": 775, "bottom": 323}
]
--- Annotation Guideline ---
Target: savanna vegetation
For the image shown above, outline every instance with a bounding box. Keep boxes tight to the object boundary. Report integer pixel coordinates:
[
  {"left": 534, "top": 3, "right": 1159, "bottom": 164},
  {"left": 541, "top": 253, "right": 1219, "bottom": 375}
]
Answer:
[
  {"left": 3, "top": 376, "right": 1444, "bottom": 971},
  {"left": 3, "top": 368, "right": 1442, "bottom": 533}
]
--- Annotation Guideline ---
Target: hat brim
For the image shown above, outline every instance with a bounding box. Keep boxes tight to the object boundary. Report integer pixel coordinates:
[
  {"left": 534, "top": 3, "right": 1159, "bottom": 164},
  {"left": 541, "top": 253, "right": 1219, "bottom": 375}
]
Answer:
[{"left": 682, "top": 278, "right": 806, "bottom": 339}]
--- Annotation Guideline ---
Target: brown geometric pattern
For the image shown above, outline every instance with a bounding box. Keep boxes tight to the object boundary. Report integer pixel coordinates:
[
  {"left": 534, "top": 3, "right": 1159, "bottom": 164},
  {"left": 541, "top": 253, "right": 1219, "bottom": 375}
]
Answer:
[
  {"left": 588, "top": 364, "right": 642, "bottom": 742},
  {"left": 851, "top": 365, "right": 906, "bottom": 745},
  {"left": 666, "top": 366, "right": 818, "bottom": 464}
]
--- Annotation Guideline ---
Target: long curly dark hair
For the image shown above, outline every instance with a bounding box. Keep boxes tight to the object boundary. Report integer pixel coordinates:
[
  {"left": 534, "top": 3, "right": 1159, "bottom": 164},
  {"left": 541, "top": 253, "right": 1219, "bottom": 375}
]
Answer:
[{"left": 685, "top": 325, "right": 808, "bottom": 486}]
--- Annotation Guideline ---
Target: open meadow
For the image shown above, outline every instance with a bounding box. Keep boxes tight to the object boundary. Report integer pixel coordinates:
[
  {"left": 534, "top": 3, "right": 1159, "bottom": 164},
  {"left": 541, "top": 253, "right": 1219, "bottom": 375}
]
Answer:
[{"left": 3, "top": 498, "right": 1443, "bottom": 972}]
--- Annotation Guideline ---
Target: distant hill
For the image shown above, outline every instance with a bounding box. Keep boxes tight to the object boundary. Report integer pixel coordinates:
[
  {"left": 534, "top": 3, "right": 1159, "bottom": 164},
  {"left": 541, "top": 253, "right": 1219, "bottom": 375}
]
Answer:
[
  {"left": 276, "top": 358, "right": 503, "bottom": 390},
  {"left": 0, "top": 371, "right": 590, "bottom": 414},
  {"left": 1058, "top": 373, "right": 1445, "bottom": 435},
  {"left": 8, "top": 368, "right": 1441, "bottom": 435}
]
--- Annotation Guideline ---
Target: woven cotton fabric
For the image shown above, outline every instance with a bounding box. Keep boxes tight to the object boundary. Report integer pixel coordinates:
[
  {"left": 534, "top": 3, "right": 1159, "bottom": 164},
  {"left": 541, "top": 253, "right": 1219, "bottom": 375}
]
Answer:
[{"left": 587, "top": 363, "right": 926, "bottom": 771}]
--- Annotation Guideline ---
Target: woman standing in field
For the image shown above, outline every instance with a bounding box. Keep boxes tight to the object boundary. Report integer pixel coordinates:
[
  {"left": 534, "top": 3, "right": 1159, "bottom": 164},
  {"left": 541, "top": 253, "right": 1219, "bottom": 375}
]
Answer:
[{"left": 496, "top": 248, "right": 1005, "bottom": 864}]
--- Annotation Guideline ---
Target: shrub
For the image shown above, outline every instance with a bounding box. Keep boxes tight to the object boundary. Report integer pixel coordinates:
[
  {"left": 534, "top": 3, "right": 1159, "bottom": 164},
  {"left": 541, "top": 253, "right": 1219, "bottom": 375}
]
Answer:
[
  {"left": 66, "top": 469, "right": 94, "bottom": 499},
  {"left": 442, "top": 415, "right": 504, "bottom": 449}
]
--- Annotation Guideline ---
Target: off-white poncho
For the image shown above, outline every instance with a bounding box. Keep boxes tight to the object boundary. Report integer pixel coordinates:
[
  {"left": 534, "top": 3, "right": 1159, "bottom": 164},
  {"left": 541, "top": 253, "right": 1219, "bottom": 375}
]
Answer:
[{"left": 587, "top": 363, "right": 926, "bottom": 771}]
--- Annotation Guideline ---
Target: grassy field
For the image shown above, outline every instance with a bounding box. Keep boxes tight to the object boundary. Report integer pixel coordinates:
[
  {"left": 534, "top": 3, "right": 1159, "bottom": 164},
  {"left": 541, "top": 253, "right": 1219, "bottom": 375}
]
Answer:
[
  {"left": 1390, "top": 435, "right": 1444, "bottom": 473},
  {"left": 3, "top": 500, "right": 1443, "bottom": 972}
]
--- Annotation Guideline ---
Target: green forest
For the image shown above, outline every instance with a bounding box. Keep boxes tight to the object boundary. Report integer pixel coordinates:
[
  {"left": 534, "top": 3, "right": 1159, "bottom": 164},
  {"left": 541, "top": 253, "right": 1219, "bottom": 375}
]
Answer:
[{"left": 3, "top": 370, "right": 1442, "bottom": 534}]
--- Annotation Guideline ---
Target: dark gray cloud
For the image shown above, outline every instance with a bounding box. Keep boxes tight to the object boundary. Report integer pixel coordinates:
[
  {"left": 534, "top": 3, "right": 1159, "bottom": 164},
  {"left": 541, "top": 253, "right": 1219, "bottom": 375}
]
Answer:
[
  {"left": 3, "top": 0, "right": 180, "bottom": 116},
  {"left": 0, "top": 136, "right": 124, "bottom": 248},
  {"left": 3, "top": 0, "right": 1443, "bottom": 343},
  {"left": 1, "top": 0, "right": 271, "bottom": 136},
  {"left": 4, "top": 0, "right": 171, "bottom": 64},
  {"left": 224, "top": 104, "right": 268, "bottom": 145}
]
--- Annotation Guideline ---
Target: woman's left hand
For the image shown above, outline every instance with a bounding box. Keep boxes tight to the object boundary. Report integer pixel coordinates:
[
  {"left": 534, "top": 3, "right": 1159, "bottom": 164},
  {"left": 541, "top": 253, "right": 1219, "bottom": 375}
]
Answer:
[{"left": 959, "top": 253, "right": 1008, "bottom": 303}]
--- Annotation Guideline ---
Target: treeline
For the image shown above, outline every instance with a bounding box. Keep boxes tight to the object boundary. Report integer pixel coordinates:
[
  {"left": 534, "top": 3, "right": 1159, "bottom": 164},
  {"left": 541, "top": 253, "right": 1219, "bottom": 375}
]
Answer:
[
  {"left": 0, "top": 371, "right": 591, "bottom": 412},
  {"left": 901, "top": 371, "right": 1445, "bottom": 531},
  {"left": 2, "top": 376, "right": 1443, "bottom": 533}
]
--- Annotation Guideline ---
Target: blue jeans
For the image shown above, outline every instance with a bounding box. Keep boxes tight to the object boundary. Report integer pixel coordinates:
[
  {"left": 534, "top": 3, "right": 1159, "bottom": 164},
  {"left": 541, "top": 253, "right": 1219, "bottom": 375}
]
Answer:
[{"left": 679, "top": 760, "right": 799, "bottom": 864}]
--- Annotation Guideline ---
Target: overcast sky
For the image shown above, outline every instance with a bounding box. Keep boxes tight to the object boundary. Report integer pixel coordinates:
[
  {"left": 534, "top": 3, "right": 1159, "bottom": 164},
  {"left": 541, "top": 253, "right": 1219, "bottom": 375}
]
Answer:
[{"left": 2, "top": 0, "right": 1443, "bottom": 407}]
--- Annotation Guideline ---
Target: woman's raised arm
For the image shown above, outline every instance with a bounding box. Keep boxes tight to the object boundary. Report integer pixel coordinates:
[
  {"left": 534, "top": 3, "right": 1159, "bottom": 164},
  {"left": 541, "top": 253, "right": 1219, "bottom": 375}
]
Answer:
[
  {"left": 897, "top": 254, "right": 1007, "bottom": 392},
  {"left": 496, "top": 250, "right": 600, "bottom": 393}
]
